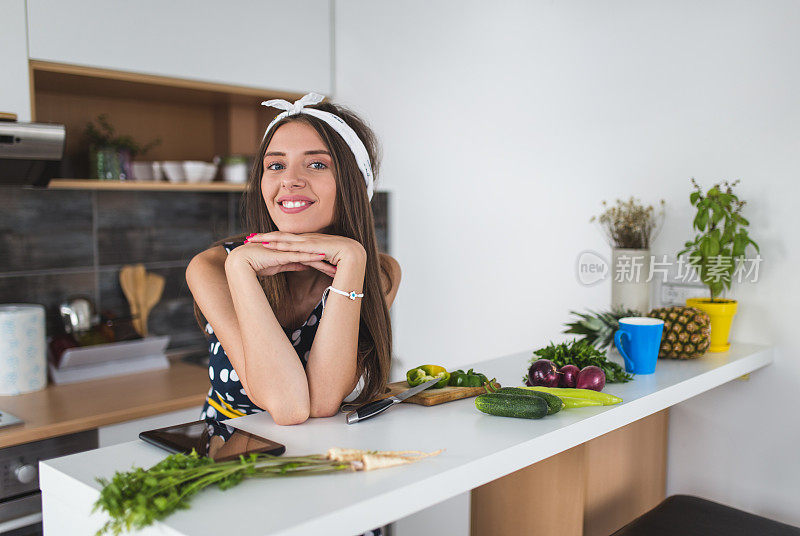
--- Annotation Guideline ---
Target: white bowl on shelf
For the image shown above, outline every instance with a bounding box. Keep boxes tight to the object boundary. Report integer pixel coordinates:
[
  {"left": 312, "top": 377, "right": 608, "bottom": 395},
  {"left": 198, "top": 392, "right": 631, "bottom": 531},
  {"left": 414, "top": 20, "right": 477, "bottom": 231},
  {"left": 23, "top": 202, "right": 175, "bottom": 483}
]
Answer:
[
  {"left": 152, "top": 161, "right": 164, "bottom": 181},
  {"left": 162, "top": 161, "right": 185, "bottom": 182},
  {"left": 183, "top": 161, "right": 218, "bottom": 183},
  {"left": 131, "top": 162, "right": 154, "bottom": 181}
]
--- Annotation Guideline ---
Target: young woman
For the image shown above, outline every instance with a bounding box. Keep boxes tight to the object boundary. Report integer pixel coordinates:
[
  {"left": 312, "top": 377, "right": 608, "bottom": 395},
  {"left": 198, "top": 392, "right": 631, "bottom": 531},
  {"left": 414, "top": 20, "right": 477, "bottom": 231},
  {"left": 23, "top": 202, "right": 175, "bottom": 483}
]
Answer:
[{"left": 187, "top": 93, "right": 401, "bottom": 426}]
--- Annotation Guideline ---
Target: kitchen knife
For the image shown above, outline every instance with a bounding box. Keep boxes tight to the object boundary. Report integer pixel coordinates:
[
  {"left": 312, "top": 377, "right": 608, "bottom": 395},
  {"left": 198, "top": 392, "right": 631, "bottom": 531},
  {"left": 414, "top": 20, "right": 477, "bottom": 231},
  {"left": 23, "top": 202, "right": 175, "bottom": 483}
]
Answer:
[{"left": 345, "top": 376, "right": 443, "bottom": 424}]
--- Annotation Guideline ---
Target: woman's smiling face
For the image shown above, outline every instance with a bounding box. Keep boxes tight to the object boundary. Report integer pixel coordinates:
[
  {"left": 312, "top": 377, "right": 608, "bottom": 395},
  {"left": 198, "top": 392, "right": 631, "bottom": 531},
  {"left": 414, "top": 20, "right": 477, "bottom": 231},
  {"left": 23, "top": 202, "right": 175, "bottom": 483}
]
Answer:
[{"left": 262, "top": 121, "right": 336, "bottom": 233}]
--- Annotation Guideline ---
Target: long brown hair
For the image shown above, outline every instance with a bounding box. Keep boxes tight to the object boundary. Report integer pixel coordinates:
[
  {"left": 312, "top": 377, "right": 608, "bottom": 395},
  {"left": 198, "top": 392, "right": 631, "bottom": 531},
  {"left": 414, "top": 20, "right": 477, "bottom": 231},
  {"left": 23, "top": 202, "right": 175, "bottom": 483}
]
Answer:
[{"left": 192, "top": 100, "right": 392, "bottom": 405}]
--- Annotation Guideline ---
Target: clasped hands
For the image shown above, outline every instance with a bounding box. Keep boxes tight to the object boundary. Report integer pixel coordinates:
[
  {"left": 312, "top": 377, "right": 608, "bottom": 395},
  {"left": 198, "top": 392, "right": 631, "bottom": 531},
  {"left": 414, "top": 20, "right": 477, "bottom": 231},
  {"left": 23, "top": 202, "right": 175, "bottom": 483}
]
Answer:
[{"left": 225, "top": 231, "right": 367, "bottom": 279}]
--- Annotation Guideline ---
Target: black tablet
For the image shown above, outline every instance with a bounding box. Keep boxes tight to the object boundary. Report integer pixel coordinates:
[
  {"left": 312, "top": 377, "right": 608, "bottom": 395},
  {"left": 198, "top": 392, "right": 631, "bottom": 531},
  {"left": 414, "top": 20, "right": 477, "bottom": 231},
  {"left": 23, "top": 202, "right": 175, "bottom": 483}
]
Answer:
[{"left": 139, "top": 418, "right": 285, "bottom": 462}]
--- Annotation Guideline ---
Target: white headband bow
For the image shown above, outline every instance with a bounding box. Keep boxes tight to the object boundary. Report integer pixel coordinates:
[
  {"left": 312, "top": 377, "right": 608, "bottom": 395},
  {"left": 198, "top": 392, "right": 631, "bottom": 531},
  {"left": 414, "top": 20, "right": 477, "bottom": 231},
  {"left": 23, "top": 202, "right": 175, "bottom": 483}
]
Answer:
[{"left": 260, "top": 93, "right": 374, "bottom": 201}]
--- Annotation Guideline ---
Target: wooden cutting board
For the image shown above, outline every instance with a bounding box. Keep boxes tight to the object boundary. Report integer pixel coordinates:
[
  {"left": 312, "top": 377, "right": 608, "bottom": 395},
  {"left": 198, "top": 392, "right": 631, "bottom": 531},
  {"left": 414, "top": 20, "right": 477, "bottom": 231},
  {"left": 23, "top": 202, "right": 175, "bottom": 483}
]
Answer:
[{"left": 381, "top": 380, "right": 501, "bottom": 406}]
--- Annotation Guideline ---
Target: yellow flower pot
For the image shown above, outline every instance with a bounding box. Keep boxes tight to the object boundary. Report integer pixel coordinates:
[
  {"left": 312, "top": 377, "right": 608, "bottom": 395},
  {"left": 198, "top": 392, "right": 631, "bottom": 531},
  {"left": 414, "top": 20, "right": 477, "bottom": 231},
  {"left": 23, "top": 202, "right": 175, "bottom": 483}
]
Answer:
[{"left": 686, "top": 298, "right": 738, "bottom": 352}]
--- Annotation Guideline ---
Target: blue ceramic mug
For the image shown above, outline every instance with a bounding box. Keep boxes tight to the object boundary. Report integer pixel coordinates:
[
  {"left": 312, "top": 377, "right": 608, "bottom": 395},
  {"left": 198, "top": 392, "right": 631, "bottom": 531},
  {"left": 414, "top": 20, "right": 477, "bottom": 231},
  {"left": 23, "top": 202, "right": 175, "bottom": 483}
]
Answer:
[{"left": 614, "top": 317, "right": 665, "bottom": 375}]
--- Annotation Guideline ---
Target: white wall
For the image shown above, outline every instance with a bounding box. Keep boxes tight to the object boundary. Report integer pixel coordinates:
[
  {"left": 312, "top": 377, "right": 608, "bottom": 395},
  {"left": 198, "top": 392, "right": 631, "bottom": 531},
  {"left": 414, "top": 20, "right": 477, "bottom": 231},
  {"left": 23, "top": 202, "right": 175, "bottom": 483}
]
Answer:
[
  {"left": 335, "top": 0, "right": 800, "bottom": 531},
  {"left": 26, "top": 0, "right": 333, "bottom": 95},
  {"left": 0, "top": 0, "right": 32, "bottom": 121}
]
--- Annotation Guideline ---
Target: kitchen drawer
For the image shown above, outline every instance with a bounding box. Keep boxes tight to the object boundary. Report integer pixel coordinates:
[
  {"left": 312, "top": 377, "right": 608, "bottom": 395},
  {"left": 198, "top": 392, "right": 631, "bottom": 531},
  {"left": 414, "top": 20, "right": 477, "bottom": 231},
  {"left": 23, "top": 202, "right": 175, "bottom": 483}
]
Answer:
[{"left": 27, "top": 0, "right": 331, "bottom": 94}]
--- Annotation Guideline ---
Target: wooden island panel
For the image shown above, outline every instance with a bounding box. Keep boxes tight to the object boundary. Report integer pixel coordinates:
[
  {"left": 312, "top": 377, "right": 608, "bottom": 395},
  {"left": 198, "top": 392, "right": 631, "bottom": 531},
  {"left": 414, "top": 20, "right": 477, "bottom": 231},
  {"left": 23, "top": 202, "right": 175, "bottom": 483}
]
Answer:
[{"left": 471, "top": 409, "right": 669, "bottom": 536}]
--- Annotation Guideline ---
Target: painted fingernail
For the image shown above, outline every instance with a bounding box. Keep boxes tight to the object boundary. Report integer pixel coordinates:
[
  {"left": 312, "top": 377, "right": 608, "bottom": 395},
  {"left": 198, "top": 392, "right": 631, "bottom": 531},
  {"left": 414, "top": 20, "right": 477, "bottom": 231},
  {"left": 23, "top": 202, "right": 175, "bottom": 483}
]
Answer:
[
  {"left": 246, "top": 233, "right": 255, "bottom": 238},
  {"left": 318, "top": 253, "right": 325, "bottom": 256}
]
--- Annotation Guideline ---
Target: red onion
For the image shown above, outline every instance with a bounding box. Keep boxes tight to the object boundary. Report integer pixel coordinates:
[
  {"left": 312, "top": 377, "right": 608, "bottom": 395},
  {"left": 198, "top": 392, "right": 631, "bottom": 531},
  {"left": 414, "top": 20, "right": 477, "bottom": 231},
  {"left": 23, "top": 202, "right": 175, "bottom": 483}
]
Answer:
[
  {"left": 576, "top": 366, "right": 606, "bottom": 391},
  {"left": 528, "top": 359, "right": 560, "bottom": 387},
  {"left": 558, "top": 365, "right": 580, "bottom": 388}
]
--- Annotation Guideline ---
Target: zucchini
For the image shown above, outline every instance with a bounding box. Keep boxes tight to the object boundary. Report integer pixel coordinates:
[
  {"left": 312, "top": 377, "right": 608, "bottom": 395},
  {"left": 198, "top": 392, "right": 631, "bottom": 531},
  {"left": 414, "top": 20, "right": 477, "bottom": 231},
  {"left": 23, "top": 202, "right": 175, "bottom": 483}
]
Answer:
[
  {"left": 474, "top": 393, "right": 548, "bottom": 419},
  {"left": 492, "top": 387, "right": 564, "bottom": 415},
  {"left": 560, "top": 396, "right": 603, "bottom": 409},
  {"left": 523, "top": 386, "right": 622, "bottom": 406}
]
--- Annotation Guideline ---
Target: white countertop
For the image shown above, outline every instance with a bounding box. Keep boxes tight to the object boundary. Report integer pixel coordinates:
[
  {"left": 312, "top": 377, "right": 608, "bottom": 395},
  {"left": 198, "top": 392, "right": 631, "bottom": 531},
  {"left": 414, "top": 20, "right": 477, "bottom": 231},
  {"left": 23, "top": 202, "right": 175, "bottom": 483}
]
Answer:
[{"left": 40, "top": 343, "right": 773, "bottom": 536}]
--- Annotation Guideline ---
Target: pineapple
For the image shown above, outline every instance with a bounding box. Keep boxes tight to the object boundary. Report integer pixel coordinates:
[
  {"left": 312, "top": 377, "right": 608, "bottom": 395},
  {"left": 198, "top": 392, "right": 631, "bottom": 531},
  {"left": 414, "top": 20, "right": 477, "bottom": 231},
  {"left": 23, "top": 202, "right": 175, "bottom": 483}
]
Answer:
[
  {"left": 563, "top": 308, "right": 641, "bottom": 350},
  {"left": 647, "top": 306, "right": 711, "bottom": 359}
]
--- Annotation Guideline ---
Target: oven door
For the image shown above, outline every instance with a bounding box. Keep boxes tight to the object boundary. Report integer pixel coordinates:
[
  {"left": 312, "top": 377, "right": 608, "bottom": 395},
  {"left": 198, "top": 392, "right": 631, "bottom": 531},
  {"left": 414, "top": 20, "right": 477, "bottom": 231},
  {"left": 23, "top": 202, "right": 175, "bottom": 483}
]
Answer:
[{"left": 0, "top": 493, "right": 43, "bottom": 536}]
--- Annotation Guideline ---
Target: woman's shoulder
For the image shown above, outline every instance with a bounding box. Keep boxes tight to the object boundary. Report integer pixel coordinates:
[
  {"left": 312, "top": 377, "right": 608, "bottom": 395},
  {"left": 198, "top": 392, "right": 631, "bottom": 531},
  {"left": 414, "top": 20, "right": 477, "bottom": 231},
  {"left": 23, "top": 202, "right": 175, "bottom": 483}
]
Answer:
[
  {"left": 191, "top": 243, "right": 232, "bottom": 265},
  {"left": 186, "top": 246, "right": 230, "bottom": 289},
  {"left": 378, "top": 253, "right": 401, "bottom": 304}
]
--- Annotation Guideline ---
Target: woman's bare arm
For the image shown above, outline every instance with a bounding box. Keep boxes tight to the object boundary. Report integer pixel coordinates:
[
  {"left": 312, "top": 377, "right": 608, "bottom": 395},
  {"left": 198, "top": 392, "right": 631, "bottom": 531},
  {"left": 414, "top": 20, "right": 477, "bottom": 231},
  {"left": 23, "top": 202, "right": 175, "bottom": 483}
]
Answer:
[
  {"left": 305, "top": 249, "right": 402, "bottom": 417},
  {"left": 223, "top": 250, "right": 312, "bottom": 425},
  {"left": 305, "top": 247, "right": 366, "bottom": 417},
  {"left": 187, "top": 245, "right": 318, "bottom": 424},
  {"left": 185, "top": 246, "right": 253, "bottom": 395}
]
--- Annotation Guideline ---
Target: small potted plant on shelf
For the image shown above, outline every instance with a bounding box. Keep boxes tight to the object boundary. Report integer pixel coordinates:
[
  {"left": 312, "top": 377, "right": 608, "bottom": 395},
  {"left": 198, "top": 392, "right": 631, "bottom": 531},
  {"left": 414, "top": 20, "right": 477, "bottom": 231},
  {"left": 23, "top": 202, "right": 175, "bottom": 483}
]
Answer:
[
  {"left": 84, "top": 114, "right": 160, "bottom": 181},
  {"left": 677, "top": 178, "right": 759, "bottom": 352},
  {"left": 591, "top": 197, "right": 665, "bottom": 313}
]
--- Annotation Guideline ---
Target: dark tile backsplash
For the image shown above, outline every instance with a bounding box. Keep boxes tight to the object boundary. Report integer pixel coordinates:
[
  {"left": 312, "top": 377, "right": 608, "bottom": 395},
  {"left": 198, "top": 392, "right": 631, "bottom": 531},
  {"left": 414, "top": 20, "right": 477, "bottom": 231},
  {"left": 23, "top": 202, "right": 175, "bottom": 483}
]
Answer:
[
  {"left": 96, "top": 191, "right": 230, "bottom": 264},
  {"left": 0, "top": 189, "right": 94, "bottom": 271},
  {"left": 0, "top": 188, "right": 389, "bottom": 351},
  {"left": 98, "top": 265, "right": 202, "bottom": 348},
  {"left": 0, "top": 271, "right": 96, "bottom": 335}
]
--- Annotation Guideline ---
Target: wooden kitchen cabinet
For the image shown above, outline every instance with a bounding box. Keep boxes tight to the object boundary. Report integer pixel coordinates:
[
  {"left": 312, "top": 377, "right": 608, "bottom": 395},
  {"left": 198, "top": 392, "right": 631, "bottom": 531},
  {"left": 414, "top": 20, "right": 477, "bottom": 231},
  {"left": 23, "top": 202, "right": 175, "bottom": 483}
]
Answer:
[{"left": 26, "top": 0, "right": 332, "bottom": 95}]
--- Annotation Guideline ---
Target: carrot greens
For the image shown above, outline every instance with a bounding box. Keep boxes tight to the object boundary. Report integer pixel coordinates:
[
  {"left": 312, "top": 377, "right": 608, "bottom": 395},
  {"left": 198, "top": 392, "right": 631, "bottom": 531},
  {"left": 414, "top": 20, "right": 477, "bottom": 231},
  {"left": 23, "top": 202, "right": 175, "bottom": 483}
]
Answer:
[{"left": 92, "top": 447, "right": 441, "bottom": 535}]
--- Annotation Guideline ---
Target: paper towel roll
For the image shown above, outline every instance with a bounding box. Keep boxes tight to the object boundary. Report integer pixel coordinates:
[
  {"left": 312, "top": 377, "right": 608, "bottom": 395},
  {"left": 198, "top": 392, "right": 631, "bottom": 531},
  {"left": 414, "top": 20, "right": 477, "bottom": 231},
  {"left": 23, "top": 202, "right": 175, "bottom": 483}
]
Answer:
[{"left": 0, "top": 304, "right": 47, "bottom": 395}]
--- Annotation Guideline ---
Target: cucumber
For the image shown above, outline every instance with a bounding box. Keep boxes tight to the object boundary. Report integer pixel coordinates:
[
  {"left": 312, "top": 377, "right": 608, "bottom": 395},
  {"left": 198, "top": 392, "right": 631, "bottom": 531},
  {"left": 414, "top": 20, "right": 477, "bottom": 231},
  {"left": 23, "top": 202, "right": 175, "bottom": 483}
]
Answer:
[
  {"left": 492, "top": 387, "right": 564, "bottom": 415},
  {"left": 474, "top": 393, "right": 548, "bottom": 419}
]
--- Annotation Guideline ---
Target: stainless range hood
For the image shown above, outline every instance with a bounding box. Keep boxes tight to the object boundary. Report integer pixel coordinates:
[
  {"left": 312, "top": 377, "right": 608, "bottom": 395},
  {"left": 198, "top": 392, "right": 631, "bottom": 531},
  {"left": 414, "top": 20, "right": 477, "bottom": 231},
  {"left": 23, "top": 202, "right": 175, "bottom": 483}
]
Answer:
[{"left": 0, "top": 115, "right": 65, "bottom": 188}]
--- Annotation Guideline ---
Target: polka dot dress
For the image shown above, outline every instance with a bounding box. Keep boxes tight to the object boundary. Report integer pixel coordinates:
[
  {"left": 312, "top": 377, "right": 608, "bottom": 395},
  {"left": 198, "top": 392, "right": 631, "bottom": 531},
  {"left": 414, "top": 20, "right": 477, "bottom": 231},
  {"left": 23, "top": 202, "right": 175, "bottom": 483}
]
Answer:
[{"left": 199, "top": 244, "right": 327, "bottom": 420}]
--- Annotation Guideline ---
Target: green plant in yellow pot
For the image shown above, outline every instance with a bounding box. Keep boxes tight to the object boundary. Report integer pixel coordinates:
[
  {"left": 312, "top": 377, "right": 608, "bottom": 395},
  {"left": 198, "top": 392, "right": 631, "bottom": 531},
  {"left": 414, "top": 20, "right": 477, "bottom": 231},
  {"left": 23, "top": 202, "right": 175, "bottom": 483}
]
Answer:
[{"left": 678, "top": 178, "right": 759, "bottom": 352}]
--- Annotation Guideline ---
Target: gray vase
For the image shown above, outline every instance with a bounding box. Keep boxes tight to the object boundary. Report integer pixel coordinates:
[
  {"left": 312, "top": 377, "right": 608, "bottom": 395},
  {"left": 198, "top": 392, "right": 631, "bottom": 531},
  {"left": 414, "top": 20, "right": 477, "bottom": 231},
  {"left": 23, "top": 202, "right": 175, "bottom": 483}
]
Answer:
[{"left": 611, "top": 248, "right": 651, "bottom": 313}]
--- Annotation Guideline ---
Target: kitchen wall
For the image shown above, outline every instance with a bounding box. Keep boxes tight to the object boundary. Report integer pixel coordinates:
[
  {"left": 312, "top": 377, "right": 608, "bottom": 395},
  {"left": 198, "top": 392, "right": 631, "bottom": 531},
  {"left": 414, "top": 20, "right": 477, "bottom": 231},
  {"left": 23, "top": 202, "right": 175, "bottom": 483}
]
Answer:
[
  {"left": 0, "top": 189, "right": 389, "bottom": 350},
  {"left": 0, "top": 0, "right": 31, "bottom": 122},
  {"left": 334, "top": 0, "right": 800, "bottom": 532}
]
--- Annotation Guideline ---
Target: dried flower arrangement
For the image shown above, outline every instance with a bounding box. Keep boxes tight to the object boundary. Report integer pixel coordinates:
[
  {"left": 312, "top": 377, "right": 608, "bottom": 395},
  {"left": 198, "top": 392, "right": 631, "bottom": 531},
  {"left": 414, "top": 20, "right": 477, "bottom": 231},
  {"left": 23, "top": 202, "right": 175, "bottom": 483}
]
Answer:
[{"left": 591, "top": 197, "right": 665, "bottom": 249}]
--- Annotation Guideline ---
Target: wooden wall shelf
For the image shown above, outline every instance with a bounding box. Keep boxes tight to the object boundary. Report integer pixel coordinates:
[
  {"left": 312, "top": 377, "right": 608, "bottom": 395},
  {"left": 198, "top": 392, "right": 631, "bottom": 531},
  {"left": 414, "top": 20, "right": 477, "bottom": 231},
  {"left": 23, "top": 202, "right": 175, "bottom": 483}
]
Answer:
[
  {"left": 48, "top": 178, "right": 246, "bottom": 192},
  {"left": 30, "top": 61, "right": 301, "bottom": 103},
  {"left": 30, "top": 61, "right": 294, "bottom": 180}
]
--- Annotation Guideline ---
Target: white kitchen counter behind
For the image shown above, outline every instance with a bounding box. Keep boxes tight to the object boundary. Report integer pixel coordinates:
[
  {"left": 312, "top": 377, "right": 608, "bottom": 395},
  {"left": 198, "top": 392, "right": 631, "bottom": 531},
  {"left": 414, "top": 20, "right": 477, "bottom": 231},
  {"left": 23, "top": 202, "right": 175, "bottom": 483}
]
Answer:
[{"left": 41, "top": 344, "right": 772, "bottom": 536}]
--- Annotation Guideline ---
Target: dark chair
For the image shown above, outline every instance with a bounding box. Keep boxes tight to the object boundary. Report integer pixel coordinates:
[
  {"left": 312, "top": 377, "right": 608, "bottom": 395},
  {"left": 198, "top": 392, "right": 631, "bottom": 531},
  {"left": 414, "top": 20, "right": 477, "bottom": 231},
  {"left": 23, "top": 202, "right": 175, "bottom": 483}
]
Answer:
[{"left": 610, "top": 495, "right": 800, "bottom": 536}]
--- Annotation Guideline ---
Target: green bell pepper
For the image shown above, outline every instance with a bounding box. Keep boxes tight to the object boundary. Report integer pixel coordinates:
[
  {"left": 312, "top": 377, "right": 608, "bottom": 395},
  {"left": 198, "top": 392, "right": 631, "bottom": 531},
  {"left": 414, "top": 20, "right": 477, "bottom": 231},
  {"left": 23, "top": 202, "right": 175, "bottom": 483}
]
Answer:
[
  {"left": 448, "top": 368, "right": 492, "bottom": 387},
  {"left": 406, "top": 365, "right": 450, "bottom": 388}
]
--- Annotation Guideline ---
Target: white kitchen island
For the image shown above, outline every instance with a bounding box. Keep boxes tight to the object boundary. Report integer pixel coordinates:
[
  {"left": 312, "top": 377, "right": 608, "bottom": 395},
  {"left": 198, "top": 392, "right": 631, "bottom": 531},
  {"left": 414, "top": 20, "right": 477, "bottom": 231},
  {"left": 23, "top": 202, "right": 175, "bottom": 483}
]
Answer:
[{"left": 39, "top": 343, "right": 772, "bottom": 536}]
